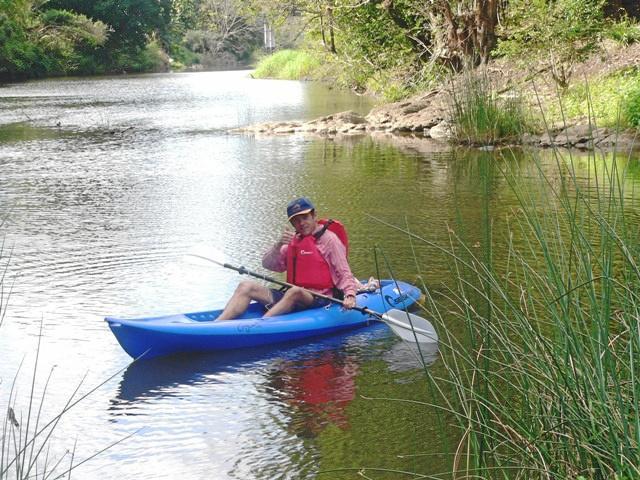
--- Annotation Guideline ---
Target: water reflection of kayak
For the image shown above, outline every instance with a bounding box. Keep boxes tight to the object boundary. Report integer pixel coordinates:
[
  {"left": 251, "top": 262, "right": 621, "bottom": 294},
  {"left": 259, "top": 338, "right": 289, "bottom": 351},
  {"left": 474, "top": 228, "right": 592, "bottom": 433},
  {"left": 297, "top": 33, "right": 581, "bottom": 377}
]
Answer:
[
  {"left": 110, "top": 325, "right": 386, "bottom": 407},
  {"left": 105, "top": 280, "right": 421, "bottom": 360}
]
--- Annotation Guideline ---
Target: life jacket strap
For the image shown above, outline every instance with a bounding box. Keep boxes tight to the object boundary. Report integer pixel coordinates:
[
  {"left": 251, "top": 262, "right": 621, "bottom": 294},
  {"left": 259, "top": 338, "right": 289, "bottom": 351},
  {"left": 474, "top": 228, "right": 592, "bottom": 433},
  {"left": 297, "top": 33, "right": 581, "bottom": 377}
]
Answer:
[{"left": 313, "top": 219, "right": 334, "bottom": 240}]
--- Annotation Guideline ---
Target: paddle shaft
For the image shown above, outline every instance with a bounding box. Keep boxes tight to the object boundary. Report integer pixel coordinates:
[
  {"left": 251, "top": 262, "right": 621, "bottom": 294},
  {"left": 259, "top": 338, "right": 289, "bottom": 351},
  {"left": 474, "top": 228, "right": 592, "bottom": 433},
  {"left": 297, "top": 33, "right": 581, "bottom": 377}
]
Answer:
[
  {"left": 225, "top": 262, "right": 437, "bottom": 340},
  {"left": 221, "top": 262, "right": 377, "bottom": 316}
]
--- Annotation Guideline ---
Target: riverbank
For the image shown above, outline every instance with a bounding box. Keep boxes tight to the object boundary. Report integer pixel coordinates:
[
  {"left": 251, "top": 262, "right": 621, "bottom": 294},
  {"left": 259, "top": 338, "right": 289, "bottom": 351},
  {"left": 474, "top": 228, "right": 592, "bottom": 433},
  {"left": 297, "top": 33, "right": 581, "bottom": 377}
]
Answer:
[{"left": 233, "top": 42, "right": 640, "bottom": 151}]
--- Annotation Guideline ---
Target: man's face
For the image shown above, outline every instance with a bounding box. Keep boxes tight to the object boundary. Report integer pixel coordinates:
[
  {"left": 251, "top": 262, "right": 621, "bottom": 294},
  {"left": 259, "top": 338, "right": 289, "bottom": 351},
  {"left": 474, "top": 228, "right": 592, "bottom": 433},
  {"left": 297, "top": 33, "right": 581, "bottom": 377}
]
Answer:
[{"left": 290, "top": 211, "right": 317, "bottom": 236}]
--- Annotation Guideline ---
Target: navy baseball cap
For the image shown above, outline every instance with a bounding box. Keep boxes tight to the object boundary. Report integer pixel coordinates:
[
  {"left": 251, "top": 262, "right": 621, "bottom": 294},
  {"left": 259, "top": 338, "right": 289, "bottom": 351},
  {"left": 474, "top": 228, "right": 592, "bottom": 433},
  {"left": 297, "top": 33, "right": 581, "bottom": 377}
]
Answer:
[{"left": 287, "top": 197, "right": 315, "bottom": 221}]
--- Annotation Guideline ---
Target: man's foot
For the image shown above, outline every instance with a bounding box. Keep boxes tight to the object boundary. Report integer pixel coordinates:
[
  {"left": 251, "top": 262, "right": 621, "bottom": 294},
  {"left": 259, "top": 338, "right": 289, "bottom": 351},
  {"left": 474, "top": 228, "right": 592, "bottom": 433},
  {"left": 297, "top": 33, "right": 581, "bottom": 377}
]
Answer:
[{"left": 359, "top": 277, "right": 380, "bottom": 293}]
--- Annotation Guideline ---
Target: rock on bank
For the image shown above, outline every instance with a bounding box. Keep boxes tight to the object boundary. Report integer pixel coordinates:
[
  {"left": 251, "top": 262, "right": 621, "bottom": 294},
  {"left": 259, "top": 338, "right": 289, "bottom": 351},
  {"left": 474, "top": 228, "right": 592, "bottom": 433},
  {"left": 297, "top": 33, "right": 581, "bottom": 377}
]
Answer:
[
  {"left": 230, "top": 87, "right": 638, "bottom": 150},
  {"left": 230, "top": 89, "right": 451, "bottom": 139}
]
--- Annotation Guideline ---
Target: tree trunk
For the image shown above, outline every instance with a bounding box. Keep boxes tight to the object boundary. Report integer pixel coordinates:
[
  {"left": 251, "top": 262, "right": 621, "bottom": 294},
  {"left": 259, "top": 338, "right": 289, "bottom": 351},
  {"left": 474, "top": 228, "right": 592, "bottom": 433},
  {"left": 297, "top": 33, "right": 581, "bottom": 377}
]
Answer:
[
  {"left": 319, "top": 2, "right": 337, "bottom": 54},
  {"left": 474, "top": 0, "right": 498, "bottom": 63},
  {"left": 326, "top": 5, "right": 337, "bottom": 54},
  {"left": 436, "top": 0, "right": 499, "bottom": 69}
]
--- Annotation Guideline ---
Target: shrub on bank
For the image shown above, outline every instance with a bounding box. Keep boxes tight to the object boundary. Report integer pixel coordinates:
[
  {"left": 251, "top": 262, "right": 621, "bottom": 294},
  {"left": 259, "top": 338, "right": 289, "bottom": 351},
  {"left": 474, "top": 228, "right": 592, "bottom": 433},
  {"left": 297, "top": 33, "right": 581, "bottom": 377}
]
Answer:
[
  {"left": 624, "top": 81, "right": 640, "bottom": 127},
  {"left": 253, "top": 48, "right": 441, "bottom": 101},
  {"left": 604, "top": 15, "right": 640, "bottom": 45},
  {"left": 253, "top": 50, "right": 321, "bottom": 80},
  {"left": 109, "top": 39, "right": 169, "bottom": 74},
  {"left": 0, "top": 222, "right": 129, "bottom": 478},
  {"left": 557, "top": 67, "right": 640, "bottom": 128},
  {"left": 450, "top": 70, "right": 534, "bottom": 145}
]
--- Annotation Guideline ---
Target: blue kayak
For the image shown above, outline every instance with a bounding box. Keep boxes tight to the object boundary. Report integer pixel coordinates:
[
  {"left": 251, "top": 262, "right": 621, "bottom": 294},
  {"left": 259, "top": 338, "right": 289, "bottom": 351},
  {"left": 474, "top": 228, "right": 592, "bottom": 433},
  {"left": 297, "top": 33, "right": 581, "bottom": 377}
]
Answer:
[{"left": 105, "top": 280, "right": 421, "bottom": 359}]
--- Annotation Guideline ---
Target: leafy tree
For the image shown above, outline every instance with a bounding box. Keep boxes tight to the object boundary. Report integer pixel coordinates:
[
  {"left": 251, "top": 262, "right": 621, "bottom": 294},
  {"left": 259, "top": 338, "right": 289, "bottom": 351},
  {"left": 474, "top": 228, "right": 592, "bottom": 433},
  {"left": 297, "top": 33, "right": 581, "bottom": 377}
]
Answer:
[
  {"left": 46, "top": 0, "right": 173, "bottom": 69},
  {"left": 253, "top": 0, "right": 500, "bottom": 72},
  {"left": 0, "top": 0, "right": 107, "bottom": 78},
  {"left": 327, "top": 0, "right": 419, "bottom": 92},
  {"left": 496, "top": 0, "right": 606, "bottom": 87},
  {"left": 170, "top": 0, "right": 199, "bottom": 37},
  {"left": 199, "top": 0, "right": 259, "bottom": 55},
  {"left": 345, "top": 0, "right": 500, "bottom": 68},
  {"left": 182, "top": 0, "right": 261, "bottom": 64}
]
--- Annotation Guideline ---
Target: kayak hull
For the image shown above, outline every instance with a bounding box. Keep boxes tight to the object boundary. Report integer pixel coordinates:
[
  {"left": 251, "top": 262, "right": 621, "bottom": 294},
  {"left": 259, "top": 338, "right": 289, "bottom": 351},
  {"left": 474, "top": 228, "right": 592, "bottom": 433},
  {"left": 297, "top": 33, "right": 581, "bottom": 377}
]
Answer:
[{"left": 105, "top": 280, "right": 421, "bottom": 359}]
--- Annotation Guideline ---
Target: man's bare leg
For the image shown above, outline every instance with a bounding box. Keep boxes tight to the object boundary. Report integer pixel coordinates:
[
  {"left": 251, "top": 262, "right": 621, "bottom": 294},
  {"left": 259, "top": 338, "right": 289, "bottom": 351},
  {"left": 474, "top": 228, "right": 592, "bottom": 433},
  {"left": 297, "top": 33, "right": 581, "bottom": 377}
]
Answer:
[
  {"left": 217, "top": 281, "right": 273, "bottom": 321},
  {"left": 264, "top": 287, "right": 314, "bottom": 317}
]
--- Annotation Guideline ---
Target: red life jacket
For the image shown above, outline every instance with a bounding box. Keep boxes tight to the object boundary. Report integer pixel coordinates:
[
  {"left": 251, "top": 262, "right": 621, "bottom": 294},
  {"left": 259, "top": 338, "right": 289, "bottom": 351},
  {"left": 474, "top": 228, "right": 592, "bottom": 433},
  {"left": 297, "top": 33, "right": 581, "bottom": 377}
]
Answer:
[
  {"left": 318, "top": 219, "right": 348, "bottom": 256},
  {"left": 286, "top": 219, "right": 349, "bottom": 290}
]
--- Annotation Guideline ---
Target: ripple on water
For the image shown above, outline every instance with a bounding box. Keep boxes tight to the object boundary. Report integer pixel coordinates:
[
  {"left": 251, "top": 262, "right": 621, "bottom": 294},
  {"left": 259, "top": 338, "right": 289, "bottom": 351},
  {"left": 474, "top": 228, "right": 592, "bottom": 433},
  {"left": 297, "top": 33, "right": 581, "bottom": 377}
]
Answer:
[{"left": 0, "top": 71, "right": 513, "bottom": 480}]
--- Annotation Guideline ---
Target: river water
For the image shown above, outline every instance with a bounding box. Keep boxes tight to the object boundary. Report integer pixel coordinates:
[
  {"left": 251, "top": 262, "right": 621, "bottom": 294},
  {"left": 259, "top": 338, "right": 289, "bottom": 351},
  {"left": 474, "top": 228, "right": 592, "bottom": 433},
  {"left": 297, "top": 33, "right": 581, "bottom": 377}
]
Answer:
[{"left": 0, "top": 70, "right": 639, "bottom": 479}]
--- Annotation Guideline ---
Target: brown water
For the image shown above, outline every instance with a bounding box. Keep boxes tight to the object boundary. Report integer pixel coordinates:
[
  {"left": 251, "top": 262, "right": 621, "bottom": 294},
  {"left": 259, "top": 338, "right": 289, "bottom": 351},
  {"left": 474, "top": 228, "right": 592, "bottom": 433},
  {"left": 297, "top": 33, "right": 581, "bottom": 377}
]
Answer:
[{"left": 1, "top": 70, "right": 639, "bottom": 479}]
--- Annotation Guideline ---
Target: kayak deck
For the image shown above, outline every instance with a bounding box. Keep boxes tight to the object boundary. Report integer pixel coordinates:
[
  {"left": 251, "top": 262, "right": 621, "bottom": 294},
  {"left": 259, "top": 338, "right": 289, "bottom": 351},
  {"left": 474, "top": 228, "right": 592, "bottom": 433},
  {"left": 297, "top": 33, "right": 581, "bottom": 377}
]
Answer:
[{"left": 106, "top": 280, "right": 421, "bottom": 359}]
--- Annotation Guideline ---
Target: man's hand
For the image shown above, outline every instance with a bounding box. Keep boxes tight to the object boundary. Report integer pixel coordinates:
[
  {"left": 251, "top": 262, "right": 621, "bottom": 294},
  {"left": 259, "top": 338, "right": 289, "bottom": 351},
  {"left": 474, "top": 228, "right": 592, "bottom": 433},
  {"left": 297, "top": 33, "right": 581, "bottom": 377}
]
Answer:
[
  {"left": 279, "top": 230, "right": 295, "bottom": 245},
  {"left": 343, "top": 294, "right": 356, "bottom": 309}
]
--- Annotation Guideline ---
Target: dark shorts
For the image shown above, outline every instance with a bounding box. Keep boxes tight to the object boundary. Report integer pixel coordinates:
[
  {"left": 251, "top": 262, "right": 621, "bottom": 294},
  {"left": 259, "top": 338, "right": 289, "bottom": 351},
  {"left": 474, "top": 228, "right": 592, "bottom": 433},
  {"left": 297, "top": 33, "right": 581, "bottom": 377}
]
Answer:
[{"left": 268, "top": 288, "right": 331, "bottom": 312}]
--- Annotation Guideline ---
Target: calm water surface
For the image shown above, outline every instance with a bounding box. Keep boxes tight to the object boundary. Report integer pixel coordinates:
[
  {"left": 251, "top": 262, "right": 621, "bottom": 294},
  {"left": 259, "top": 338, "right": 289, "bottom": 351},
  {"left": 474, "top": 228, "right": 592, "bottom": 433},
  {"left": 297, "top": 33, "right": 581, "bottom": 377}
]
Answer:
[{"left": 1, "top": 70, "right": 639, "bottom": 479}]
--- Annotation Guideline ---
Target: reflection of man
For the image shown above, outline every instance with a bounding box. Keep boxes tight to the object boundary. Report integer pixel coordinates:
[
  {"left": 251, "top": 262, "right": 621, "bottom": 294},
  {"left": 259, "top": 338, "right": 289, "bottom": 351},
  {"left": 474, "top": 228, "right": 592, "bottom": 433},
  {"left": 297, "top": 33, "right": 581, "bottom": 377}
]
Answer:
[
  {"left": 269, "top": 351, "right": 359, "bottom": 435},
  {"left": 217, "top": 197, "right": 358, "bottom": 320}
]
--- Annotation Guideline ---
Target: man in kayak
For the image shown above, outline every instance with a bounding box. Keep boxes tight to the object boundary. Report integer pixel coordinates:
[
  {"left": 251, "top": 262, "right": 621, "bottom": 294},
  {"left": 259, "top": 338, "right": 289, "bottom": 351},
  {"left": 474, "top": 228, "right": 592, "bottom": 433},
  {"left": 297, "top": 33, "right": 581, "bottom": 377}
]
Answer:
[{"left": 217, "top": 197, "right": 359, "bottom": 320}]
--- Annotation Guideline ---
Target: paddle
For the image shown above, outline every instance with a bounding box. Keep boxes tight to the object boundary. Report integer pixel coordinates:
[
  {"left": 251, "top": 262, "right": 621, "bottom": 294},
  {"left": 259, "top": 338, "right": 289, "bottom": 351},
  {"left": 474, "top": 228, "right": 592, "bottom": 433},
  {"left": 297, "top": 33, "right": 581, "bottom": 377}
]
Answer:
[{"left": 187, "top": 249, "right": 438, "bottom": 344}]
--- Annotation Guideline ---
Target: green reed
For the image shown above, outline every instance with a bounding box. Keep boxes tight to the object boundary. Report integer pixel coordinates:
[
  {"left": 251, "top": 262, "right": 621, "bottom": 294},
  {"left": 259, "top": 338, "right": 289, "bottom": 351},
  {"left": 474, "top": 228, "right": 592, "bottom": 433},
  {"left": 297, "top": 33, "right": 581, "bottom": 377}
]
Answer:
[
  {"left": 436, "top": 148, "right": 640, "bottom": 478},
  {"left": 450, "top": 70, "right": 533, "bottom": 146},
  {"left": 1, "top": 337, "right": 134, "bottom": 479},
  {"left": 0, "top": 234, "right": 133, "bottom": 479},
  {"left": 382, "top": 146, "right": 639, "bottom": 478}
]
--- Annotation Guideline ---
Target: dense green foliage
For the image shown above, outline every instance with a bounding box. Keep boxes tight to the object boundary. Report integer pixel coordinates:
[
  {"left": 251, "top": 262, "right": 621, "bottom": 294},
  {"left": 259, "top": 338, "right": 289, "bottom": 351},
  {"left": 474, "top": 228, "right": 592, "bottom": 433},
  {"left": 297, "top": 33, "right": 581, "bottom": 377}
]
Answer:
[
  {"left": 1, "top": 0, "right": 639, "bottom": 95},
  {"left": 0, "top": 0, "right": 262, "bottom": 78},
  {"left": 326, "top": 0, "right": 429, "bottom": 98},
  {"left": 253, "top": 0, "right": 640, "bottom": 103},
  {"left": 625, "top": 80, "right": 640, "bottom": 126},
  {"left": 604, "top": 13, "right": 640, "bottom": 44},
  {"left": 0, "top": 0, "right": 107, "bottom": 78},
  {"left": 252, "top": 49, "right": 320, "bottom": 79},
  {"left": 45, "top": 0, "right": 172, "bottom": 73}
]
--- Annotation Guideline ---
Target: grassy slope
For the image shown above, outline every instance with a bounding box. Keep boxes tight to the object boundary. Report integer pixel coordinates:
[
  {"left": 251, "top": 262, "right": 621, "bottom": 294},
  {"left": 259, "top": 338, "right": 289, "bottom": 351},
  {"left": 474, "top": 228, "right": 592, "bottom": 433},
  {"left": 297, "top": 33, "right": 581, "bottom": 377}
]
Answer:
[{"left": 253, "top": 40, "right": 640, "bottom": 133}]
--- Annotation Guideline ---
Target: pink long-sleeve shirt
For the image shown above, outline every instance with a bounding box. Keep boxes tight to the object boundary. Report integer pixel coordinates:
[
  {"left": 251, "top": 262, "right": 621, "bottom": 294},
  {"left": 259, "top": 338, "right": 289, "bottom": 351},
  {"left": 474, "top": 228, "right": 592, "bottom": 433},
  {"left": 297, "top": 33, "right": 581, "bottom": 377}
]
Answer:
[{"left": 262, "top": 227, "right": 358, "bottom": 298}]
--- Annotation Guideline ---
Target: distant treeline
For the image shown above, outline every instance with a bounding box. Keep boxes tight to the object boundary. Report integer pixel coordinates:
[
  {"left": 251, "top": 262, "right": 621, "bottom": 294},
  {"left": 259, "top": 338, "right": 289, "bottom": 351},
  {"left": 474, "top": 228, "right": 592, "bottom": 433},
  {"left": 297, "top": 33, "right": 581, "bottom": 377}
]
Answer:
[
  {"left": 0, "top": 0, "right": 264, "bottom": 80},
  {"left": 1, "top": 0, "right": 639, "bottom": 87},
  {"left": 248, "top": 0, "right": 640, "bottom": 99}
]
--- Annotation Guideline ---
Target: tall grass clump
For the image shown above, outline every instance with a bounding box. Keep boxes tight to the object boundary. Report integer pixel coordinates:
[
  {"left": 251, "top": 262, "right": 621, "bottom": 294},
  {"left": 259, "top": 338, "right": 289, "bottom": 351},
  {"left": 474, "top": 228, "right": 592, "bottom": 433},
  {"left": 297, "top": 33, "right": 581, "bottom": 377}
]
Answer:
[
  {"left": 1, "top": 347, "right": 132, "bottom": 479},
  {"left": 411, "top": 148, "right": 640, "bottom": 478},
  {"left": 450, "top": 70, "right": 534, "bottom": 146},
  {"left": 604, "top": 15, "right": 640, "bottom": 46},
  {"left": 252, "top": 49, "right": 321, "bottom": 80},
  {"left": 377, "top": 147, "right": 640, "bottom": 478}
]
